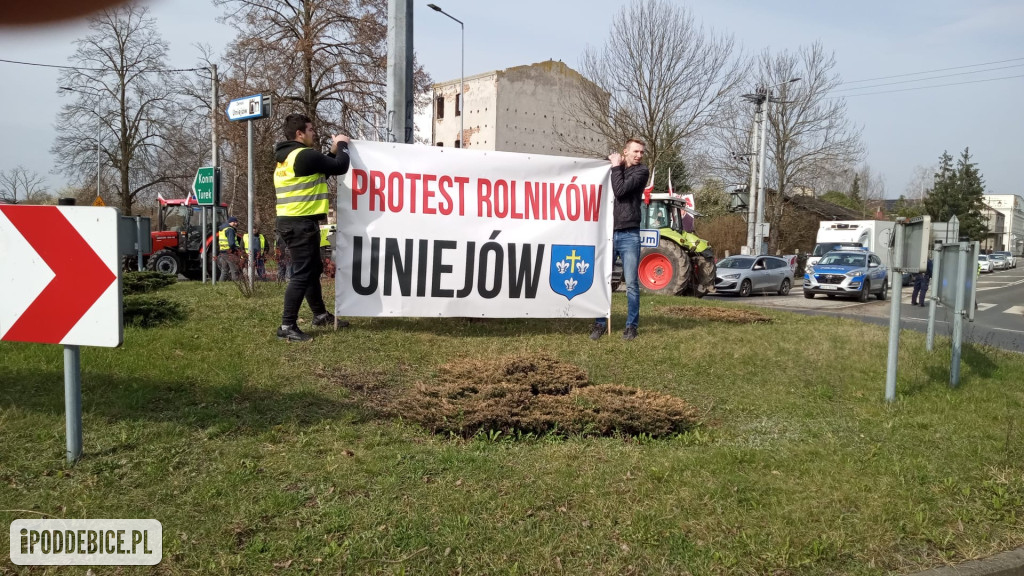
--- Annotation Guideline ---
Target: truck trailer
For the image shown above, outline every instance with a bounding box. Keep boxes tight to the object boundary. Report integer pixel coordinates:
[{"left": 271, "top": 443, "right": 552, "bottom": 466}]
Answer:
[{"left": 808, "top": 220, "right": 896, "bottom": 270}]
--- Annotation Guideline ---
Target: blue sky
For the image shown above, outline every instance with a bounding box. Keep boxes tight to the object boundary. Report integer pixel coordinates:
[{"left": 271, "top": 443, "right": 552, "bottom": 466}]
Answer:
[{"left": 1, "top": 0, "right": 1021, "bottom": 199}]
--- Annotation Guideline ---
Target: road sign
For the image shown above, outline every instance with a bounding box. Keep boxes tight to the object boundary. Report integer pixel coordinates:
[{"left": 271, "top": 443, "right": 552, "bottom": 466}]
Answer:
[
  {"left": 0, "top": 205, "right": 123, "bottom": 347},
  {"left": 193, "top": 166, "right": 216, "bottom": 205},
  {"left": 226, "top": 94, "right": 265, "bottom": 121}
]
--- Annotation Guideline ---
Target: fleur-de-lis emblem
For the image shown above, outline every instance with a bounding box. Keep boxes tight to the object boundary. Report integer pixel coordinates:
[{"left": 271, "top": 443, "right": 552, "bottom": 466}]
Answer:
[
  {"left": 576, "top": 260, "right": 589, "bottom": 275},
  {"left": 564, "top": 277, "right": 578, "bottom": 292},
  {"left": 555, "top": 260, "right": 569, "bottom": 274}
]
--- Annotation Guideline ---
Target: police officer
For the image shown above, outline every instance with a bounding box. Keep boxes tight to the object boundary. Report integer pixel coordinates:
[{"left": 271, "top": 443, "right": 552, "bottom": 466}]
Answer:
[
  {"left": 273, "top": 113, "right": 351, "bottom": 342},
  {"left": 911, "top": 255, "right": 933, "bottom": 306}
]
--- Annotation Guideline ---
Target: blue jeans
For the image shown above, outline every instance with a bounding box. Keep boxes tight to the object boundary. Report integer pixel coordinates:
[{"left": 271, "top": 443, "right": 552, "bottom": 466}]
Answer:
[{"left": 596, "top": 229, "right": 640, "bottom": 328}]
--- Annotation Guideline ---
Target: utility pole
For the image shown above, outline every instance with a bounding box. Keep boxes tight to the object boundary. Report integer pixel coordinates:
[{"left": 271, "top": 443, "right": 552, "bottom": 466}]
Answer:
[
  {"left": 386, "top": 0, "right": 414, "bottom": 143},
  {"left": 204, "top": 64, "right": 219, "bottom": 284},
  {"left": 211, "top": 64, "right": 219, "bottom": 167},
  {"left": 754, "top": 86, "right": 770, "bottom": 256},
  {"left": 742, "top": 78, "right": 800, "bottom": 255},
  {"left": 743, "top": 93, "right": 764, "bottom": 253}
]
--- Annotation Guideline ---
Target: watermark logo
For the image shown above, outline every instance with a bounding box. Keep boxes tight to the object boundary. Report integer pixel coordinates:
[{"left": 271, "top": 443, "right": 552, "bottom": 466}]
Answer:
[{"left": 10, "top": 519, "right": 161, "bottom": 566}]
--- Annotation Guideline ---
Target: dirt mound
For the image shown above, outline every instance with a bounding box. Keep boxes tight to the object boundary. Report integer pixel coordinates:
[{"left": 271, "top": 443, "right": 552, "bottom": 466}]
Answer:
[
  {"left": 660, "top": 305, "right": 772, "bottom": 324},
  {"left": 335, "top": 353, "right": 699, "bottom": 439}
]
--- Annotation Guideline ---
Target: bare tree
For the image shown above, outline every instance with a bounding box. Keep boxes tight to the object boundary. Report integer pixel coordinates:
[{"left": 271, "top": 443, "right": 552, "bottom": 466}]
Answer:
[
  {"left": 52, "top": 3, "right": 183, "bottom": 215},
  {"left": 762, "top": 44, "right": 864, "bottom": 249},
  {"left": 0, "top": 166, "right": 51, "bottom": 204},
  {"left": 564, "top": 0, "right": 748, "bottom": 170},
  {"left": 904, "top": 164, "right": 932, "bottom": 201},
  {"left": 708, "top": 42, "right": 863, "bottom": 251},
  {"left": 214, "top": 0, "right": 431, "bottom": 137}
]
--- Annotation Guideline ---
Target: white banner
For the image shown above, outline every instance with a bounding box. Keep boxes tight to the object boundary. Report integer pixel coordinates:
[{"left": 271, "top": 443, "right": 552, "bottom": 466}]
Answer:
[{"left": 336, "top": 141, "right": 613, "bottom": 317}]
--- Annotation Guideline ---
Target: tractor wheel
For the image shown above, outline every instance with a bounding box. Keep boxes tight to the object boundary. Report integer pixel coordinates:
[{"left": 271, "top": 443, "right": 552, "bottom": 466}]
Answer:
[
  {"left": 683, "top": 254, "right": 715, "bottom": 298},
  {"left": 638, "top": 243, "right": 691, "bottom": 296},
  {"left": 146, "top": 249, "right": 180, "bottom": 276}
]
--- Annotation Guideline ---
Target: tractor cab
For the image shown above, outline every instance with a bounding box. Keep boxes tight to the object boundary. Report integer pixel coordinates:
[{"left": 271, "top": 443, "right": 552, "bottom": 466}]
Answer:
[
  {"left": 154, "top": 197, "right": 229, "bottom": 253},
  {"left": 146, "top": 196, "right": 229, "bottom": 278},
  {"left": 640, "top": 192, "right": 701, "bottom": 234}
]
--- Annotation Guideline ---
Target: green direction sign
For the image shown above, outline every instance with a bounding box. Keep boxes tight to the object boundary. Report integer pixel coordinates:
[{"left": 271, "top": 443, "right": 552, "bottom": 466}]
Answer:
[{"left": 193, "top": 167, "right": 216, "bottom": 205}]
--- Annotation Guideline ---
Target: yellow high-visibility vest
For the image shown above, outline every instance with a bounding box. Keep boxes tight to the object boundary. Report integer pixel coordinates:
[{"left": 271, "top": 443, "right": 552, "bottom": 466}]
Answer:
[
  {"left": 218, "top": 228, "right": 234, "bottom": 251},
  {"left": 274, "top": 147, "right": 329, "bottom": 217},
  {"left": 241, "top": 233, "right": 266, "bottom": 252}
]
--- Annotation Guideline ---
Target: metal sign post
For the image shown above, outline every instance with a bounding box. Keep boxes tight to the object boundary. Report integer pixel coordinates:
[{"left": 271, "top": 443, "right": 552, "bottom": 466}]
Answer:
[
  {"left": 226, "top": 94, "right": 271, "bottom": 289},
  {"left": 884, "top": 220, "right": 906, "bottom": 402},
  {"left": 193, "top": 166, "right": 218, "bottom": 284},
  {"left": 1, "top": 205, "right": 123, "bottom": 462}
]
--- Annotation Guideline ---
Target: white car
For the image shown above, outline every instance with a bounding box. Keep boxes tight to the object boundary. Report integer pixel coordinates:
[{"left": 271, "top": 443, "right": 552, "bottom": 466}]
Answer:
[
  {"left": 992, "top": 251, "right": 1016, "bottom": 268},
  {"left": 978, "top": 254, "right": 993, "bottom": 273},
  {"left": 989, "top": 254, "right": 1009, "bottom": 270}
]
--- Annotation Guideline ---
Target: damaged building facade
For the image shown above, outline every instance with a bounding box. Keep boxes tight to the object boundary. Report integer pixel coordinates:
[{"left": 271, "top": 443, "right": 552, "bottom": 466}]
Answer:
[{"left": 431, "top": 60, "right": 604, "bottom": 156}]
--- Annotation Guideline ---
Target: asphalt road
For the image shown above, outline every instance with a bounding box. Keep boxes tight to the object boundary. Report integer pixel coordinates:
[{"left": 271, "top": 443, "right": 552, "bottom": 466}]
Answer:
[{"left": 705, "top": 265, "right": 1024, "bottom": 354}]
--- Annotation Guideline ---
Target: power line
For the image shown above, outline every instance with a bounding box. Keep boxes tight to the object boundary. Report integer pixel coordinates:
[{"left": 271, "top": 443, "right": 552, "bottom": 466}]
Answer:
[
  {"left": 834, "top": 73, "right": 1024, "bottom": 98},
  {"left": 840, "top": 56, "right": 1024, "bottom": 84},
  {"left": 832, "top": 63, "right": 1024, "bottom": 93},
  {"left": 0, "top": 57, "right": 203, "bottom": 73}
]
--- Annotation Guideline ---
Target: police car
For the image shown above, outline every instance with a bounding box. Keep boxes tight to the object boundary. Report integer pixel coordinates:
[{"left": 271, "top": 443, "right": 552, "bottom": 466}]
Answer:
[{"left": 803, "top": 248, "right": 888, "bottom": 302}]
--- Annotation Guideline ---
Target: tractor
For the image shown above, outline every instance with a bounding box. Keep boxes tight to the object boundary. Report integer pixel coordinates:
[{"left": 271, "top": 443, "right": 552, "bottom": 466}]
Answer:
[
  {"left": 612, "top": 191, "right": 716, "bottom": 297},
  {"left": 143, "top": 196, "right": 229, "bottom": 279}
]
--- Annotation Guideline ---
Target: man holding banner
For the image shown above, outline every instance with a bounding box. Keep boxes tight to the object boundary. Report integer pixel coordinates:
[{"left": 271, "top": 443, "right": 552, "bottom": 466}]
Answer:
[
  {"left": 273, "top": 113, "right": 351, "bottom": 342},
  {"left": 590, "top": 138, "right": 648, "bottom": 341}
]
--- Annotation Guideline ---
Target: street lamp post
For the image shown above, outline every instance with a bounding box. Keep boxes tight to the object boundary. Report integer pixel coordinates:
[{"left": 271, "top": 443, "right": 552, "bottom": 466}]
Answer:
[
  {"left": 427, "top": 3, "right": 464, "bottom": 148},
  {"left": 742, "top": 77, "right": 800, "bottom": 255}
]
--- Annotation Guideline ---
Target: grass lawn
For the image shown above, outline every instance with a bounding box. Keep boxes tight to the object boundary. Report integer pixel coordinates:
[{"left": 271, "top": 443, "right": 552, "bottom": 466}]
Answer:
[{"left": 1, "top": 279, "right": 1022, "bottom": 575}]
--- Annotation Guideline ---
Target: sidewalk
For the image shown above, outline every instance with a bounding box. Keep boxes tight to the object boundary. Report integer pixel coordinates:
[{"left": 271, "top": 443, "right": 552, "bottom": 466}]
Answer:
[{"left": 908, "top": 547, "right": 1024, "bottom": 576}]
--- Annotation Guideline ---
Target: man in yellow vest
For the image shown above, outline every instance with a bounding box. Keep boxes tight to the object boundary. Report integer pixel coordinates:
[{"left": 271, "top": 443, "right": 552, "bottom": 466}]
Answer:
[
  {"left": 216, "top": 216, "right": 243, "bottom": 281},
  {"left": 273, "top": 113, "right": 351, "bottom": 341},
  {"left": 241, "top": 227, "right": 268, "bottom": 280}
]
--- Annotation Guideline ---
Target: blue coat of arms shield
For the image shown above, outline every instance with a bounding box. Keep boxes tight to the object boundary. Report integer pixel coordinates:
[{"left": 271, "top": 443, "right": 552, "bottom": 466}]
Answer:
[{"left": 549, "top": 245, "right": 595, "bottom": 300}]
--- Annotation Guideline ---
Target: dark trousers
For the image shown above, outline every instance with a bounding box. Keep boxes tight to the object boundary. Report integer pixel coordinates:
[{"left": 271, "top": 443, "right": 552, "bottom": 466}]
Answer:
[
  {"left": 911, "top": 274, "right": 930, "bottom": 305},
  {"left": 277, "top": 217, "right": 328, "bottom": 326}
]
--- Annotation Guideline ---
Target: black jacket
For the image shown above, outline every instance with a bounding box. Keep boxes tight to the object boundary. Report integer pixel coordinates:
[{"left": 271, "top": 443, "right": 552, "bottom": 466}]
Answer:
[
  {"left": 273, "top": 140, "right": 350, "bottom": 222},
  {"left": 610, "top": 163, "right": 649, "bottom": 230},
  {"left": 272, "top": 140, "right": 350, "bottom": 178}
]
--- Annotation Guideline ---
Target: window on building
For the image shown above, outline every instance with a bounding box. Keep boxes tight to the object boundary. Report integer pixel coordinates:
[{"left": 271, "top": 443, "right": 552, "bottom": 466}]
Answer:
[
  {"left": 455, "top": 93, "right": 461, "bottom": 116},
  {"left": 436, "top": 142, "right": 443, "bottom": 147},
  {"left": 455, "top": 139, "right": 461, "bottom": 148},
  {"left": 436, "top": 96, "right": 445, "bottom": 119}
]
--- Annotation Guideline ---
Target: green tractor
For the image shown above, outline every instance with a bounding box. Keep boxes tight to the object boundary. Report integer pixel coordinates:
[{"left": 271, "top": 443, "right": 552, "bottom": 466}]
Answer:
[{"left": 612, "top": 192, "right": 716, "bottom": 297}]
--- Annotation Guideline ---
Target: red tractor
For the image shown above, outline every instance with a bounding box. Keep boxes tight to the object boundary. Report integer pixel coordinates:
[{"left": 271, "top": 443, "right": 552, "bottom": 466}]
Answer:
[{"left": 144, "top": 196, "right": 228, "bottom": 279}]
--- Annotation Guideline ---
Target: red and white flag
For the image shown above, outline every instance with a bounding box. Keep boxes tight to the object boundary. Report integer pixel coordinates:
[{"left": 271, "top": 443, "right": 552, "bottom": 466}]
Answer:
[{"left": 643, "top": 166, "right": 655, "bottom": 204}]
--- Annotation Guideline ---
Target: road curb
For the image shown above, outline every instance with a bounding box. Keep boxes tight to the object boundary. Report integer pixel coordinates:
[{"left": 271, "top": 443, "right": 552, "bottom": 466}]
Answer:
[{"left": 908, "top": 547, "right": 1024, "bottom": 576}]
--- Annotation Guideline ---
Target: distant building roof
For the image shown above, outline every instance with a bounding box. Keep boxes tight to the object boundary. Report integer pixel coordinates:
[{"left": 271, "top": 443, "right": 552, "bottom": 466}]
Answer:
[{"left": 783, "top": 193, "right": 862, "bottom": 220}]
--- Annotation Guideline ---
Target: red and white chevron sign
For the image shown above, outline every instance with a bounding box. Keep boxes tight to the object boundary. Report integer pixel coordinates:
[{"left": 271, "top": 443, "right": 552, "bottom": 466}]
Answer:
[{"left": 0, "top": 205, "right": 122, "bottom": 347}]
